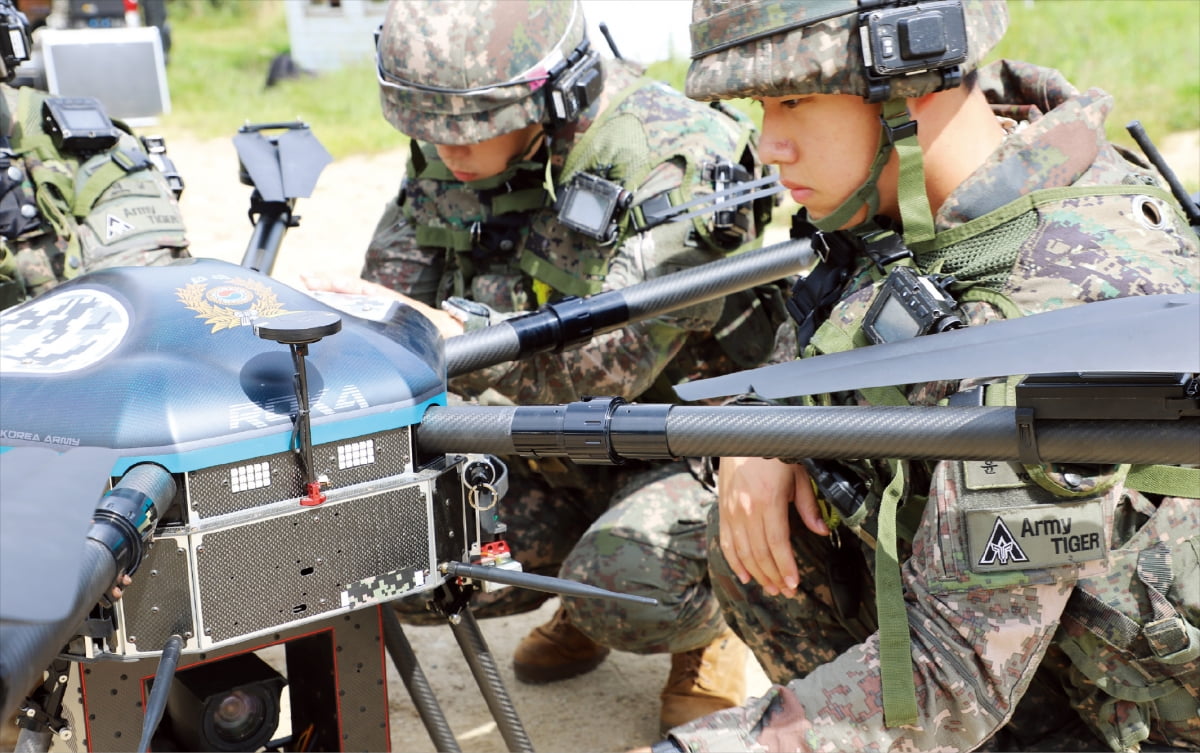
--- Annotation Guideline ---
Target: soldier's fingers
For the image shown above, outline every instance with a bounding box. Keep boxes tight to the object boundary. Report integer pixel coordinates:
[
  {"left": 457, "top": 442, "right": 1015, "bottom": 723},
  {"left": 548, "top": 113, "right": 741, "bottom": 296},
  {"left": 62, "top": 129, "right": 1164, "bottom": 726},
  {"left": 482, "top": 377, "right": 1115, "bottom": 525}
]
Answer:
[
  {"left": 764, "top": 504, "right": 799, "bottom": 596},
  {"left": 750, "top": 496, "right": 793, "bottom": 596},
  {"left": 793, "top": 466, "right": 829, "bottom": 537},
  {"left": 720, "top": 513, "right": 753, "bottom": 587},
  {"left": 717, "top": 457, "right": 754, "bottom": 583},
  {"left": 301, "top": 273, "right": 398, "bottom": 299}
]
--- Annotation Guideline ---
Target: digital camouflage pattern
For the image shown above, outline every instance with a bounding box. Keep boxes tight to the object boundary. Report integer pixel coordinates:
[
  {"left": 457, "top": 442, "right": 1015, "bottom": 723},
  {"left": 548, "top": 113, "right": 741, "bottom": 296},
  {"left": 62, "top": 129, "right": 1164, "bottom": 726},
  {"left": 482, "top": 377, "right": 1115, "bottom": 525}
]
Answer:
[
  {"left": 668, "top": 61, "right": 1199, "bottom": 753},
  {"left": 392, "top": 457, "right": 725, "bottom": 647},
  {"left": 375, "top": 44, "right": 775, "bottom": 651},
  {"left": 367, "top": 57, "right": 769, "bottom": 406},
  {"left": 685, "top": 0, "right": 1008, "bottom": 102},
  {"left": 560, "top": 460, "right": 725, "bottom": 654},
  {"left": 0, "top": 85, "right": 188, "bottom": 305},
  {"left": 376, "top": 0, "right": 585, "bottom": 145}
]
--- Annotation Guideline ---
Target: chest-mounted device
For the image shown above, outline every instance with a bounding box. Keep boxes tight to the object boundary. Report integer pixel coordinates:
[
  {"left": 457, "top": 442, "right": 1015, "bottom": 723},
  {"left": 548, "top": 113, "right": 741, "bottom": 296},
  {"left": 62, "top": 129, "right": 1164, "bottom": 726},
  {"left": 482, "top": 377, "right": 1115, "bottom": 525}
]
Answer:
[
  {"left": 42, "top": 97, "right": 121, "bottom": 154},
  {"left": 858, "top": 0, "right": 969, "bottom": 103},
  {"left": 556, "top": 171, "right": 631, "bottom": 244},
  {"left": 863, "top": 265, "right": 963, "bottom": 344}
]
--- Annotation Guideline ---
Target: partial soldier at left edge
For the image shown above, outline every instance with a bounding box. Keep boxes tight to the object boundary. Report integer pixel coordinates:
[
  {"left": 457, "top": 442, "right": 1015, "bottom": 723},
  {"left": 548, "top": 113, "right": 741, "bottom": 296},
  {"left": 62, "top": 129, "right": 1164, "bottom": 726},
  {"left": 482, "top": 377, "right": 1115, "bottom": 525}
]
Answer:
[{"left": 0, "top": 0, "right": 188, "bottom": 310}]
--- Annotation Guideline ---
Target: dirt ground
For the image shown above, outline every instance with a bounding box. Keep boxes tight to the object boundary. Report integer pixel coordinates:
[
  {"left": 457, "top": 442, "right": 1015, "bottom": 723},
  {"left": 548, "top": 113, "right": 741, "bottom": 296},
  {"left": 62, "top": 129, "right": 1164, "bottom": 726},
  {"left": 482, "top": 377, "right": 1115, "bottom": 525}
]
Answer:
[{"left": 159, "top": 130, "right": 772, "bottom": 753}]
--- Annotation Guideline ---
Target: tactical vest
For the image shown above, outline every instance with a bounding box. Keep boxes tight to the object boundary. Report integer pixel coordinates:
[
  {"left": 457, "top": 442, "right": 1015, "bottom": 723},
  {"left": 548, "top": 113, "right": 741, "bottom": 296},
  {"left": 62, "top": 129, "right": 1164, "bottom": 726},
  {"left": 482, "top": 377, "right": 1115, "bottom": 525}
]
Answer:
[
  {"left": 0, "top": 86, "right": 188, "bottom": 308},
  {"left": 799, "top": 184, "right": 1199, "bottom": 741},
  {"left": 398, "top": 60, "right": 779, "bottom": 369}
]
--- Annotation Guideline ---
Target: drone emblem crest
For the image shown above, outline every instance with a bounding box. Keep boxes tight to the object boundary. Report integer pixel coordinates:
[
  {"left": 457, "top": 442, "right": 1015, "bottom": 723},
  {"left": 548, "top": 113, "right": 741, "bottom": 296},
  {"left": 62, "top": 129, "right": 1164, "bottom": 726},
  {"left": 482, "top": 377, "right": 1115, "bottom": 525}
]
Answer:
[{"left": 176, "top": 277, "right": 290, "bottom": 333}]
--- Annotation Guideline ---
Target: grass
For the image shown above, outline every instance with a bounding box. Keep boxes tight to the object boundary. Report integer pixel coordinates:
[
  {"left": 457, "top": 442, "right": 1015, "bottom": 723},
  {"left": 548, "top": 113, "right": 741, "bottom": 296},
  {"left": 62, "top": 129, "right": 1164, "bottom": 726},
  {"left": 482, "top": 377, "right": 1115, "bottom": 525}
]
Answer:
[
  {"left": 160, "top": 0, "right": 1198, "bottom": 183},
  {"left": 159, "top": 0, "right": 399, "bottom": 157},
  {"left": 991, "top": 0, "right": 1200, "bottom": 140}
]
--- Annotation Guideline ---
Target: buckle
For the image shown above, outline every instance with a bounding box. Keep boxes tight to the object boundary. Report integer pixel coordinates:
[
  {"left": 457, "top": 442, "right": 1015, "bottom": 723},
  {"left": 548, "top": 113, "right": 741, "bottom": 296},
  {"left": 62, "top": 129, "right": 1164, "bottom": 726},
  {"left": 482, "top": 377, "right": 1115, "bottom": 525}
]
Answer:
[
  {"left": 113, "top": 148, "right": 151, "bottom": 173},
  {"left": 881, "top": 115, "right": 918, "bottom": 145}
]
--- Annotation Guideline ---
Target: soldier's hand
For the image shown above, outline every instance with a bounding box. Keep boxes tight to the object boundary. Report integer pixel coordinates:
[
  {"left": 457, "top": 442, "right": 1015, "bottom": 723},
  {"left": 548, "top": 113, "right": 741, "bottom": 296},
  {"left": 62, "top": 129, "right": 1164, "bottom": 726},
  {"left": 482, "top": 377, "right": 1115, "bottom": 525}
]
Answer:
[
  {"left": 109, "top": 573, "right": 133, "bottom": 602},
  {"left": 301, "top": 273, "right": 464, "bottom": 338},
  {"left": 717, "top": 457, "right": 827, "bottom": 598}
]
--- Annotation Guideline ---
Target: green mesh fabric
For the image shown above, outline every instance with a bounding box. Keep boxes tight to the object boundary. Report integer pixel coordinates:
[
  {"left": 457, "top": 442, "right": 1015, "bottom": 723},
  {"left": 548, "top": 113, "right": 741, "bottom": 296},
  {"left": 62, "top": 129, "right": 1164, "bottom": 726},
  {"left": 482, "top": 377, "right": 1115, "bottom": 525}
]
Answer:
[
  {"left": 562, "top": 112, "right": 653, "bottom": 187},
  {"left": 917, "top": 210, "right": 1037, "bottom": 292}
]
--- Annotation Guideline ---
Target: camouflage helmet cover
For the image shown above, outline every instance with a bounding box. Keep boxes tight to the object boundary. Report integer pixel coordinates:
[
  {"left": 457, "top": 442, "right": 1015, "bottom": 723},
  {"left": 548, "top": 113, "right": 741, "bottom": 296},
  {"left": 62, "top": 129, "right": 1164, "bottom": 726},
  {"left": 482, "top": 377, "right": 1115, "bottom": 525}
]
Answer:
[
  {"left": 377, "top": 0, "right": 587, "bottom": 145},
  {"left": 685, "top": 0, "right": 1007, "bottom": 101}
]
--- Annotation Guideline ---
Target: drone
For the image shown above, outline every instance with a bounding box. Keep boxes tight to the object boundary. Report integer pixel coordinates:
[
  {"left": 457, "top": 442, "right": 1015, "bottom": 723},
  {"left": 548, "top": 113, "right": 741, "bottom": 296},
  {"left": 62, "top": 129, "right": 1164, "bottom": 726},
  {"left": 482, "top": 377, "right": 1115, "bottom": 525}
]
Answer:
[{"left": 1, "top": 123, "right": 1196, "bottom": 753}]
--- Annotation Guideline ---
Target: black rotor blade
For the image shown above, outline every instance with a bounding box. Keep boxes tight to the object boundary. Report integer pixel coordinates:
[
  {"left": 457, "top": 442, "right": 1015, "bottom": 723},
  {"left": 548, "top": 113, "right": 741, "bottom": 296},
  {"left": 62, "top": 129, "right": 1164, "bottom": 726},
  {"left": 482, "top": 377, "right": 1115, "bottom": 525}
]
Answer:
[
  {"left": 232, "top": 130, "right": 285, "bottom": 202},
  {"left": 675, "top": 293, "right": 1200, "bottom": 401},
  {"left": 0, "top": 447, "right": 117, "bottom": 623},
  {"left": 276, "top": 127, "right": 333, "bottom": 199}
]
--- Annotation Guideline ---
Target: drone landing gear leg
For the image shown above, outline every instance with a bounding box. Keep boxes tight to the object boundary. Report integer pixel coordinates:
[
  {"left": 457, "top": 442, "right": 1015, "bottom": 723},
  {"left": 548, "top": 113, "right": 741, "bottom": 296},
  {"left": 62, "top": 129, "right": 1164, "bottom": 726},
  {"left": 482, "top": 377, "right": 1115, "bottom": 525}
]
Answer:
[
  {"left": 381, "top": 608, "right": 462, "bottom": 753},
  {"left": 14, "top": 658, "right": 72, "bottom": 753},
  {"left": 448, "top": 607, "right": 533, "bottom": 753},
  {"left": 13, "top": 727, "right": 51, "bottom": 753},
  {"left": 416, "top": 580, "right": 534, "bottom": 753}
]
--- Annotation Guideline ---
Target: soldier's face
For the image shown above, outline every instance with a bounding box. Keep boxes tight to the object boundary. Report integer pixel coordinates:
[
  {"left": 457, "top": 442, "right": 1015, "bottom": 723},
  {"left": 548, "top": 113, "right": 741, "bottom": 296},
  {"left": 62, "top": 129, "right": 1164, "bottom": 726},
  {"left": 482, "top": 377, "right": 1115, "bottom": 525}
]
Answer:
[
  {"left": 756, "top": 94, "right": 897, "bottom": 227},
  {"left": 434, "top": 122, "right": 543, "bottom": 182}
]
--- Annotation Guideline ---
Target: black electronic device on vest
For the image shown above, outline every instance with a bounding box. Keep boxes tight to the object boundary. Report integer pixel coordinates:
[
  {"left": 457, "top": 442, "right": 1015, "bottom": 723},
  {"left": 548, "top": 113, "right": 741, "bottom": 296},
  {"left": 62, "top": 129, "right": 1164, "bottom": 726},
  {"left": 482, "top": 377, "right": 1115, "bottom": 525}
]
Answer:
[
  {"left": 858, "top": 0, "right": 968, "bottom": 102},
  {"left": 41, "top": 97, "right": 121, "bottom": 154},
  {"left": 862, "top": 265, "right": 963, "bottom": 344},
  {"left": 556, "top": 171, "right": 631, "bottom": 243},
  {"left": 0, "top": 1, "right": 30, "bottom": 77},
  {"left": 545, "top": 40, "right": 603, "bottom": 125}
]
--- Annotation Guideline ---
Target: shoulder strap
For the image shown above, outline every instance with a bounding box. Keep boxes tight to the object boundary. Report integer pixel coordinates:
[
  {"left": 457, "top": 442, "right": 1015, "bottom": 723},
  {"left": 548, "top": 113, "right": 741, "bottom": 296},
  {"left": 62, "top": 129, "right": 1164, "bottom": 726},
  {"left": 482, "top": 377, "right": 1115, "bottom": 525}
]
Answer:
[{"left": 1126, "top": 464, "right": 1200, "bottom": 498}]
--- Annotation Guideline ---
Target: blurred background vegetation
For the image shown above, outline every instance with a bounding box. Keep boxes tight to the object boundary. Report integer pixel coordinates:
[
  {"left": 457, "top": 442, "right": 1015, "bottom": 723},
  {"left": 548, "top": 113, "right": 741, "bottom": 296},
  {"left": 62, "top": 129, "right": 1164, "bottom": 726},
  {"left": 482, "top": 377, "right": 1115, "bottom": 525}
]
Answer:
[{"left": 161, "top": 0, "right": 1198, "bottom": 187}]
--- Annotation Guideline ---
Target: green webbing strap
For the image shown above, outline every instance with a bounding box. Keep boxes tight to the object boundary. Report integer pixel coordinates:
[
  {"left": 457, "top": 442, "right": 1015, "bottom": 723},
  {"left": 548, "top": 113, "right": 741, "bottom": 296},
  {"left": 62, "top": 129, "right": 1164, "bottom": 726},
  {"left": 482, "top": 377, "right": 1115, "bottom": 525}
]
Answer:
[
  {"left": 72, "top": 159, "right": 129, "bottom": 215},
  {"left": 414, "top": 224, "right": 473, "bottom": 253},
  {"left": 29, "top": 171, "right": 83, "bottom": 278},
  {"left": 810, "top": 124, "right": 889, "bottom": 234},
  {"left": 882, "top": 99, "right": 935, "bottom": 246},
  {"left": 876, "top": 459, "right": 918, "bottom": 727},
  {"left": 809, "top": 318, "right": 909, "bottom": 407},
  {"left": 1125, "top": 465, "right": 1200, "bottom": 498},
  {"left": 490, "top": 188, "right": 548, "bottom": 216},
  {"left": 518, "top": 250, "right": 605, "bottom": 298}
]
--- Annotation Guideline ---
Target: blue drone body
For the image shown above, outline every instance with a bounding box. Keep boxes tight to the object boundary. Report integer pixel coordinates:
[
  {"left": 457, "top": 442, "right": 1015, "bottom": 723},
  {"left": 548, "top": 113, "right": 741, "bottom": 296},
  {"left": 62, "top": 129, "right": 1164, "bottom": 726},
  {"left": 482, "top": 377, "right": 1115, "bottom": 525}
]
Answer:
[{"left": 0, "top": 257, "right": 447, "bottom": 473}]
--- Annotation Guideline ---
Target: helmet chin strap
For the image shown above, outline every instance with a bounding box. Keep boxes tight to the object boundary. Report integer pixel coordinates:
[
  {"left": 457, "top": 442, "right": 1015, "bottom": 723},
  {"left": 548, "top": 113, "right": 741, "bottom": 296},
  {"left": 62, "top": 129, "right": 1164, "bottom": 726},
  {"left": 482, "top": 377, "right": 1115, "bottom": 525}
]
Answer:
[{"left": 809, "top": 99, "right": 936, "bottom": 246}]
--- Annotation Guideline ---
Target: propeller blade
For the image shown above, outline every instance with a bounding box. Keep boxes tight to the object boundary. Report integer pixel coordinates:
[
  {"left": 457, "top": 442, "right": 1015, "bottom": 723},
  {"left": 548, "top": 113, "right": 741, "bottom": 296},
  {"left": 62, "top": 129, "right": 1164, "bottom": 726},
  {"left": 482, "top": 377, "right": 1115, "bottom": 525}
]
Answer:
[
  {"left": 276, "top": 127, "right": 333, "bottom": 199},
  {"left": 0, "top": 447, "right": 117, "bottom": 623},
  {"left": 232, "top": 130, "right": 285, "bottom": 202},
  {"left": 675, "top": 293, "right": 1200, "bottom": 401}
]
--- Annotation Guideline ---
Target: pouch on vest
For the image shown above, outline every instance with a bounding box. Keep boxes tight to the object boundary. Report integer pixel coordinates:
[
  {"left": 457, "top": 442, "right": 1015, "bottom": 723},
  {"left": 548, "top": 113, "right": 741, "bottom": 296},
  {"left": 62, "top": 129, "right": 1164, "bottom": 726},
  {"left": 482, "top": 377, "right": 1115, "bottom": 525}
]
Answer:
[
  {"left": 11, "top": 87, "right": 187, "bottom": 280},
  {"left": 1055, "top": 507, "right": 1200, "bottom": 752}
]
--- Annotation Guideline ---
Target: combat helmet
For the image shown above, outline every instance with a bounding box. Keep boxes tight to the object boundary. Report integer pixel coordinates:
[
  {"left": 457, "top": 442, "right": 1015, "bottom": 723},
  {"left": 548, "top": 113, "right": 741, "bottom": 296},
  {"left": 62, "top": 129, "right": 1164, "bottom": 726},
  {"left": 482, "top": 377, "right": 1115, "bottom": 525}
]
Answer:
[
  {"left": 686, "top": 0, "right": 1008, "bottom": 243},
  {"left": 375, "top": 0, "right": 601, "bottom": 145}
]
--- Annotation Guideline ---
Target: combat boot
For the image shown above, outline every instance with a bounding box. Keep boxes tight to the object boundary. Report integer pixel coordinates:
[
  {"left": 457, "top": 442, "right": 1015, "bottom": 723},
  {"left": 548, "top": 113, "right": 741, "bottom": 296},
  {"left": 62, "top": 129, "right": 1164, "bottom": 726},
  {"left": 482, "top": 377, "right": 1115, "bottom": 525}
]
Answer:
[
  {"left": 659, "top": 626, "right": 747, "bottom": 734},
  {"left": 512, "top": 605, "right": 611, "bottom": 684}
]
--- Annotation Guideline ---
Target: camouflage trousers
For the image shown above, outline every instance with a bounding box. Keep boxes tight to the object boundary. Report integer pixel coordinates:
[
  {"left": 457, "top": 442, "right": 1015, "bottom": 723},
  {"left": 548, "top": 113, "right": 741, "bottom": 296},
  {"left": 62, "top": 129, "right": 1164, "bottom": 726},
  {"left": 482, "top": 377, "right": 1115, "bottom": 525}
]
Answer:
[
  {"left": 705, "top": 503, "right": 1108, "bottom": 752},
  {"left": 560, "top": 460, "right": 725, "bottom": 654},
  {"left": 394, "top": 457, "right": 726, "bottom": 655}
]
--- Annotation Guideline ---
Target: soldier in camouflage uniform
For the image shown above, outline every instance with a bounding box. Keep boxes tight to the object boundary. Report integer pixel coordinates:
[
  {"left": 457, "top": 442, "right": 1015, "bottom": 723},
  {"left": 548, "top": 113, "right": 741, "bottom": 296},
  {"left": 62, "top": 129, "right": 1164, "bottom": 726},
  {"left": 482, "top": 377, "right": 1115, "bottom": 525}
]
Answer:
[
  {"left": 0, "top": 0, "right": 188, "bottom": 310},
  {"left": 649, "top": 1, "right": 1200, "bottom": 751},
  {"left": 309, "top": 0, "right": 787, "bottom": 731}
]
